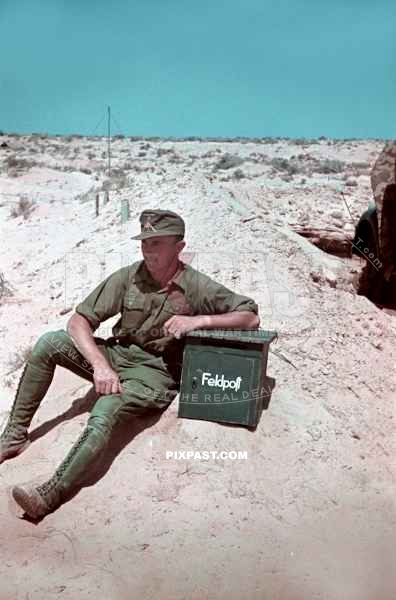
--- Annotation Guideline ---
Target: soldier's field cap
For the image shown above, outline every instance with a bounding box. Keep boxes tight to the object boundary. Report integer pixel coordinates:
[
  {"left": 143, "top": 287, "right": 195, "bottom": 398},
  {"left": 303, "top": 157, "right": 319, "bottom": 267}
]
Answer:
[{"left": 131, "top": 209, "right": 185, "bottom": 240}]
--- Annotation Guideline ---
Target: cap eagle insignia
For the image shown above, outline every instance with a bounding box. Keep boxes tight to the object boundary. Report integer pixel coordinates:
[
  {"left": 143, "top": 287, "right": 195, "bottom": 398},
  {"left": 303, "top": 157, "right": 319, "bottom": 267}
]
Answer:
[{"left": 143, "top": 216, "right": 157, "bottom": 231}]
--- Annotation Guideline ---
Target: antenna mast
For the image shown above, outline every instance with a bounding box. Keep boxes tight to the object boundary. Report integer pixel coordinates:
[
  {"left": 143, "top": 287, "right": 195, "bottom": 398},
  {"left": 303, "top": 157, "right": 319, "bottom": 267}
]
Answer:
[{"left": 107, "top": 105, "right": 111, "bottom": 178}]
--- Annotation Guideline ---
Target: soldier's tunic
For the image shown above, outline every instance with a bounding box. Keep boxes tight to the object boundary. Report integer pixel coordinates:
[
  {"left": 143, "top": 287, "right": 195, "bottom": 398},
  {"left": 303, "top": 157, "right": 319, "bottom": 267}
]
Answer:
[{"left": 72, "top": 257, "right": 259, "bottom": 406}]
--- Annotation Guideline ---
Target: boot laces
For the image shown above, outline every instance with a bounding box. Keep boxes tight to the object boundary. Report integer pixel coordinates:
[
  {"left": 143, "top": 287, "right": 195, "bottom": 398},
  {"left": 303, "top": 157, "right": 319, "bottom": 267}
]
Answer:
[
  {"left": 0, "top": 422, "right": 26, "bottom": 442},
  {"left": 36, "top": 427, "right": 91, "bottom": 496}
]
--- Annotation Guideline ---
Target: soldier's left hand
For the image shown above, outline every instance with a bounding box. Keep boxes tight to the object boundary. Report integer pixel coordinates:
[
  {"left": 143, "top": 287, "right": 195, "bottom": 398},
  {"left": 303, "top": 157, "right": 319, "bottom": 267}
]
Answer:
[{"left": 163, "top": 315, "right": 202, "bottom": 339}]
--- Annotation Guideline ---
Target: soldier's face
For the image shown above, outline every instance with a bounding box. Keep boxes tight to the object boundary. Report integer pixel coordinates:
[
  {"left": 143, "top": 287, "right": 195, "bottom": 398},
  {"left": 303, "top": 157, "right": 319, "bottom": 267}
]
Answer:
[{"left": 141, "top": 236, "right": 184, "bottom": 272}]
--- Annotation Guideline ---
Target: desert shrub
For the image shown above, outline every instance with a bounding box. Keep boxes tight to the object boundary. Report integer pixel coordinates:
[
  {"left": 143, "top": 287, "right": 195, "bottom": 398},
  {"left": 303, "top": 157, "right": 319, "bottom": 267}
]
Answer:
[
  {"left": 102, "top": 167, "right": 128, "bottom": 189},
  {"left": 233, "top": 168, "right": 246, "bottom": 179},
  {"left": 130, "top": 164, "right": 154, "bottom": 173},
  {"left": 270, "top": 157, "right": 303, "bottom": 175},
  {"left": 168, "top": 153, "right": 184, "bottom": 163},
  {"left": 270, "top": 157, "right": 289, "bottom": 171},
  {"left": 5, "top": 155, "right": 35, "bottom": 172},
  {"left": 0, "top": 272, "right": 13, "bottom": 301},
  {"left": 214, "top": 153, "right": 244, "bottom": 170},
  {"left": 313, "top": 159, "right": 345, "bottom": 174},
  {"left": 157, "top": 147, "right": 175, "bottom": 157},
  {"left": 9, "top": 196, "right": 36, "bottom": 219}
]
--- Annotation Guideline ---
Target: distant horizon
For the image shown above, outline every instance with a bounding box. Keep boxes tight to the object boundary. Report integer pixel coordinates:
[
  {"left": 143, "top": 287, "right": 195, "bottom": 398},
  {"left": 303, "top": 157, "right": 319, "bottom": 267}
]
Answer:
[
  {"left": 0, "top": 131, "right": 392, "bottom": 142},
  {"left": 1, "top": 1, "right": 395, "bottom": 140}
]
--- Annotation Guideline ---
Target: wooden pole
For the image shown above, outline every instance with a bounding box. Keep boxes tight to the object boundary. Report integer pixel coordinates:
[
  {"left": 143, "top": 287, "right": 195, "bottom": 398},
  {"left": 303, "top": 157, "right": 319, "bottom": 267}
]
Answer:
[{"left": 120, "top": 198, "right": 130, "bottom": 223}]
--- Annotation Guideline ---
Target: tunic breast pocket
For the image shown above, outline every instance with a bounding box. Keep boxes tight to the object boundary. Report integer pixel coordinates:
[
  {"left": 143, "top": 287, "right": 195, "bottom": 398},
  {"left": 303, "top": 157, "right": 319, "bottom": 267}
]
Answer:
[
  {"left": 162, "top": 289, "right": 195, "bottom": 317},
  {"left": 121, "top": 294, "right": 147, "bottom": 330}
]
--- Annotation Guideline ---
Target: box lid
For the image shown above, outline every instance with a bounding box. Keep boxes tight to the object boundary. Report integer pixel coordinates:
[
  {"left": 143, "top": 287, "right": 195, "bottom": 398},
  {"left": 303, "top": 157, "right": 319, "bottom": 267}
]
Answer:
[{"left": 185, "top": 328, "right": 278, "bottom": 344}]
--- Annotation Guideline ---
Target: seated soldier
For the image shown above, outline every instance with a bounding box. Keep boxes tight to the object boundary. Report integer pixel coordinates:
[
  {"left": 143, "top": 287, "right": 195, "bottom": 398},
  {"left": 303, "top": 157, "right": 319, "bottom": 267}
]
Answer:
[{"left": 1, "top": 208, "right": 260, "bottom": 519}]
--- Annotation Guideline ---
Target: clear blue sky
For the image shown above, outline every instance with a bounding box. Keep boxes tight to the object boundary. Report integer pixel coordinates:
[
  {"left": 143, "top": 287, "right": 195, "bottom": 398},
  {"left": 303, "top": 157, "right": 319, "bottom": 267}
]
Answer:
[{"left": 0, "top": 0, "right": 395, "bottom": 139}]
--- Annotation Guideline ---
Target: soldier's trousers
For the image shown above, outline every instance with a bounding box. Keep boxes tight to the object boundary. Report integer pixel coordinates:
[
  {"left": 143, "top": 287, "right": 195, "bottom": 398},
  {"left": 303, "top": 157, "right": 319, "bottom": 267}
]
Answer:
[{"left": 4, "top": 329, "right": 179, "bottom": 506}]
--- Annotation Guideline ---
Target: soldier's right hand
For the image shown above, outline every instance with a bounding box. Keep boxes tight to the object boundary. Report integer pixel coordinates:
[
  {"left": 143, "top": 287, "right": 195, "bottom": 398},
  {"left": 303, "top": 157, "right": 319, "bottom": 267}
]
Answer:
[{"left": 93, "top": 363, "right": 123, "bottom": 395}]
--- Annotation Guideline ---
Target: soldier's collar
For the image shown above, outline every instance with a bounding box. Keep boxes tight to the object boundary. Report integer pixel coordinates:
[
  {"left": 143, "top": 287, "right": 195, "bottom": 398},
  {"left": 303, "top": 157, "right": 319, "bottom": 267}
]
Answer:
[
  {"left": 169, "top": 259, "right": 188, "bottom": 289},
  {"left": 134, "top": 259, "right": 187, "bottom": 292}
]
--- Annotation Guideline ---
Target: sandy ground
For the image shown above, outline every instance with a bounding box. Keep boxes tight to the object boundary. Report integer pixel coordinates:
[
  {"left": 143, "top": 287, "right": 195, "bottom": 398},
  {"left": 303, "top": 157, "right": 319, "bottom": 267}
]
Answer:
[{"left": 0, "top": 134, "right": 395, "bottom": 599}]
